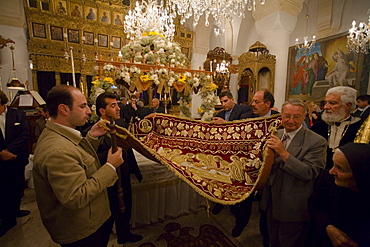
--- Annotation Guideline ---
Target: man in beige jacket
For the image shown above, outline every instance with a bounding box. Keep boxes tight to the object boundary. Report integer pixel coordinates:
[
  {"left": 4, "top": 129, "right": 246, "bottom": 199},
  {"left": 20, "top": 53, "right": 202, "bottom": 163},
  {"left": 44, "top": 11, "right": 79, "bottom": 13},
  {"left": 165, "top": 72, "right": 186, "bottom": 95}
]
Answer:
[{"left": 33, "top": 85, "right": 123, "bottom": 246}]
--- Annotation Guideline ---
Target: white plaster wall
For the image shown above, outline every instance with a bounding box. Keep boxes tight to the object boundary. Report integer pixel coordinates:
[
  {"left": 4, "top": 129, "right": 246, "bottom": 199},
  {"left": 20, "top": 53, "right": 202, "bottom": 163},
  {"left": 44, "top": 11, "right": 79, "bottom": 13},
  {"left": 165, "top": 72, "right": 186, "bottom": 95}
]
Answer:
[{"left": 0, "top": 0, "right": 31, "bottom": 99}]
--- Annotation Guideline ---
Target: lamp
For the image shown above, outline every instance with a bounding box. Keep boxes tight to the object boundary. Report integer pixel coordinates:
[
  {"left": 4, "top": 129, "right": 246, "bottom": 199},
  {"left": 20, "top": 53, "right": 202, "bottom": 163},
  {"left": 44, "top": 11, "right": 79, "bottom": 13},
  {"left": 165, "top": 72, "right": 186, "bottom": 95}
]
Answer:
[
  {"left": 6, "top": 45, "right": 25, "bottom": 90},
  {"left": 214, "top": 49, "right": 231, "bottom": 90},
  {"left": 347, "top": 8, "right": 370, "bottom": 54},
  {"left": 124, "top": 0, "right": 176, "bottom": 40},
  {"left": 295, "top": 12, "right": 316, "bottom": 52},
  {"left": 166, "top": 0, "right": 265, "bottom": 35},
  {"left": 124, "top": 0, "right": 266, "bottom": 38}
]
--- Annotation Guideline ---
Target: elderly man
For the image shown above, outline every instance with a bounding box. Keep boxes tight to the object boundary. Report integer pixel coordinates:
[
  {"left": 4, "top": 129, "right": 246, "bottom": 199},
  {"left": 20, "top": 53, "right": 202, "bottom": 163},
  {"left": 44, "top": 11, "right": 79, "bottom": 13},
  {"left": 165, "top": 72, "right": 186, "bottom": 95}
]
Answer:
[
  {"left": 242, "top": 89, "right": 279, "bottom": 119},
  {"left": 93, "top": 92, "right": 143, "bottom": 244},
  {"left": 261, "top": 98, "right": 327, "bottom": 246},
  {"left": 151, "top": 98, "right": 165, "bottom": 113},
  {"left": 0, "top": 90, "right": 30, "bottom": 237},
  {"left": 308, "top": 143, "right": 370, "bottom": 246},
  {"left": 311, "top": 86, "right": 363, "bottom": 169},
  {"left": 212, "top": 90, "right": 252, "bottom": 123},
  {"left": 33, "top": 85, "right": 123, "bottom": 246}
]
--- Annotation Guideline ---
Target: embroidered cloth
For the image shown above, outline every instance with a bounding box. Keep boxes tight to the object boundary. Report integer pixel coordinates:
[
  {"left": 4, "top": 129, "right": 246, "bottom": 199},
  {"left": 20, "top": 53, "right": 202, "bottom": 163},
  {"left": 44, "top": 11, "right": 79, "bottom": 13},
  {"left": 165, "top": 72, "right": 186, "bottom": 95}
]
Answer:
[{"left": 115, "top": 114, "right": 281, "bottom": 205}]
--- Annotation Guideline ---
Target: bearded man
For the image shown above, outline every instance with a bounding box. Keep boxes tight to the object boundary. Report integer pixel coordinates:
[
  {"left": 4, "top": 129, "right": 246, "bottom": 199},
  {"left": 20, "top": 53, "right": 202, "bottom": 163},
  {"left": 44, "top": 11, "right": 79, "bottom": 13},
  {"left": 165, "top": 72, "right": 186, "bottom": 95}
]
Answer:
[{"left": 311, "top": 86, "right": 363, "bottom": 169}]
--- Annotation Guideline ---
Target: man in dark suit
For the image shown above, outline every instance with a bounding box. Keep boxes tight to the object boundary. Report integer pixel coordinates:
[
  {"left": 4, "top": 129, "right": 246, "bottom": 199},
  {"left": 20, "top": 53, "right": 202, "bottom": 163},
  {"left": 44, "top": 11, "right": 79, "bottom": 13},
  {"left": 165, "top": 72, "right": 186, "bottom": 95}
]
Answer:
[
  {"left": 150, "top": 98, "right": 165, "bottom": 113},
  {"left": 94, "top": 92, "right": 143, "bottom": 244},
  {"left": 311, "top": 86, "right": 363, "bottom": 169},
  {"left": 244, "top": 89, "right": 279, "bottom": 119},
  {"left": 353, "top": 94, "right": 370, "bottom": 121},
  {"left": 0, "top": 90, "right": 30, "bottom": 237},
  {"left": 212, "top": 90, "right": 252, "bottom": 123},
  {"left": 261, "top": 98, "right": 327, "bottom": 246},
  {"left": 211, "top": 90, "right": 253, "bottom": 237}
]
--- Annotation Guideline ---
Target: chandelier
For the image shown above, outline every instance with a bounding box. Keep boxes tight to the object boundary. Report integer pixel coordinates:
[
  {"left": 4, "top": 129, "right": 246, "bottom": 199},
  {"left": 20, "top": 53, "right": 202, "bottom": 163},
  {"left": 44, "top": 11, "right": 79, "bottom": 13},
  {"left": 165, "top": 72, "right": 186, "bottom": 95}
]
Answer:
[
  {"left": 165, "top": 0, "right": 265, "bottom": 35},
  {"left": 347, "top": 8, "right": 370, "bottom": 54},
  {"left": 295, "top": 12, "right": 316, "bottom": 52},
  {"left": 124, "top": 0, "right": 176, "bottom": 40}
]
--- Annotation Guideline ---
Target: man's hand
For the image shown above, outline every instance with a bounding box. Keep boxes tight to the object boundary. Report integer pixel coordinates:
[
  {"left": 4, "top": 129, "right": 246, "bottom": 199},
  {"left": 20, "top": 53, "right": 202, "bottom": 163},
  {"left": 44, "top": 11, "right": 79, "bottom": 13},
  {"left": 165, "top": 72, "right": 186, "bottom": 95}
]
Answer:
[
  {"left": 89, "top": 120, "right": 109, "bottom": 138},
  {"left": 0, "top": 150, "right": 17, "bottom": 161},
  {"left": 107, "top": 147, "right": 123, "bottom": 168},
  {"left": 326, "top": 225, "right": 358, "bottom": 247},
  {"left": 212, "top": 117, "right": 226, "bottom": 124},
  {"left": 132, "top": 103, "right": 137, "bottom": 111},
  {"left": 266, "top": 135, "right": 290, "bottom": 161}
]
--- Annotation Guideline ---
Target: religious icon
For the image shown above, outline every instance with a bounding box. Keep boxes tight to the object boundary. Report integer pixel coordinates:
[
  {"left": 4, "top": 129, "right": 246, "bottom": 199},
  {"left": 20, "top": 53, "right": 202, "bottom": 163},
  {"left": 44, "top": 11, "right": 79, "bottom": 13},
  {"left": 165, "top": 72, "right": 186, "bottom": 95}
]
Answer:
[{"left": 85, "top": 7, "right": 97, "bottom": 20}]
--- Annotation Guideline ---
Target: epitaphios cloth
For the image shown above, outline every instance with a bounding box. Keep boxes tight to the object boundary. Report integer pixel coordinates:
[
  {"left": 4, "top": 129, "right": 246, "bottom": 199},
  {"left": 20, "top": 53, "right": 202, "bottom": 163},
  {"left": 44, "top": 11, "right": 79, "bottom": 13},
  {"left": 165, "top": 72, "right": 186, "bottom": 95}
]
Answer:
[{"left": 116, "top": 114, "right": 281, "bottom": 205}]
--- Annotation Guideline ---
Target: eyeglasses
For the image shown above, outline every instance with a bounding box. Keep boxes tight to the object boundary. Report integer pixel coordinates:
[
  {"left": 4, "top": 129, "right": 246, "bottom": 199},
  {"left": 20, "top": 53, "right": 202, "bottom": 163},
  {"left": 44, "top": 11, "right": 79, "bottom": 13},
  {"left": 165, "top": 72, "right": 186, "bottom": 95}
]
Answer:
[{"left": 282, "top": 114, "right": 302, "bottom": 121}]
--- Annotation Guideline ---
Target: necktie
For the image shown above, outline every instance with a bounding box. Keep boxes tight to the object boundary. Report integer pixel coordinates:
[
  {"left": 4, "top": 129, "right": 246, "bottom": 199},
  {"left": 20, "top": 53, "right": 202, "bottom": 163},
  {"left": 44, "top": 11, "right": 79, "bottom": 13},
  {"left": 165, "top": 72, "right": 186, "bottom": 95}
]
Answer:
[
  {"left": 225, "top": 111, "right": 231, "bottom": 121},
  {"left": 281, "top": 133, "right": 289, "bottom": 147}
]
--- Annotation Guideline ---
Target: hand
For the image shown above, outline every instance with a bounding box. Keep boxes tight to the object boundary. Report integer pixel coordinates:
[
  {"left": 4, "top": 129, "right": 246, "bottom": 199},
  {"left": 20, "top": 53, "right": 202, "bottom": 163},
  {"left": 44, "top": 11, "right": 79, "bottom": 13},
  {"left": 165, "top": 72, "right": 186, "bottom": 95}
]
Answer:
[
  {"left": 212, "top": 117, "right": 226, "bottom": 124},
  {"left": 89, "top": 120, "right": 109, "bottom": 138},
  {"left": 326, "top": 225, "right": 358, "bottom": 247},
  {"left": 0, "top": 150, "right": 17, "bottom": 161},
  {"left": 132, "top": 103, "right": 137, "bottom": 111},
  {"left": 107, "top": 147, "right": 123, "bottom": 168},
  {"left": 266, "top": 135, "right": 289, "bottom": 161}
]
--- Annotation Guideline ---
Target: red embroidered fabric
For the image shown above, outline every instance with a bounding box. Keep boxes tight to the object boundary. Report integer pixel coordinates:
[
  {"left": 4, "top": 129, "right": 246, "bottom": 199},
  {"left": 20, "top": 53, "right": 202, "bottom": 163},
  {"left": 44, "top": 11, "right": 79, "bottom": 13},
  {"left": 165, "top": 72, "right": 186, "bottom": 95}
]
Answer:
[{"left": 115, "top": 114, "right": 281, "bottom": 205}]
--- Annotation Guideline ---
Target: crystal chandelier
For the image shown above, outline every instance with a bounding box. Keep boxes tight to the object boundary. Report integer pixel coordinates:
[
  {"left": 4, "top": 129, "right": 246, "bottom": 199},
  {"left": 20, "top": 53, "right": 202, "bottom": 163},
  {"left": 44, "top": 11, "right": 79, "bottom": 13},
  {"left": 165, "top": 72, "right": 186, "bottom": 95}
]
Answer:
[
  {"left": 295, "top": 13, "right": 316, "bottom": 52},
  {"left": 347, "top": 8, "right": 370, "bottom": 54},
  {"left": 124, "top": 0, "right": 176, "bottom": 40},
  {"left": 165, "top": 0, "right": 265, "bottom": 35}
]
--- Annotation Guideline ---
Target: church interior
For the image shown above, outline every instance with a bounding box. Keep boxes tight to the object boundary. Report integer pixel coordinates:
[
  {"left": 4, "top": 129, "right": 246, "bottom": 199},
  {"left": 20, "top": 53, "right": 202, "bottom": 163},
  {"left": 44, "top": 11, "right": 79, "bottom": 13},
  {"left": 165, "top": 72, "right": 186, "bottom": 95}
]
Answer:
[{"left": 0, "top": 0, "right": 370, "bottom": 246}]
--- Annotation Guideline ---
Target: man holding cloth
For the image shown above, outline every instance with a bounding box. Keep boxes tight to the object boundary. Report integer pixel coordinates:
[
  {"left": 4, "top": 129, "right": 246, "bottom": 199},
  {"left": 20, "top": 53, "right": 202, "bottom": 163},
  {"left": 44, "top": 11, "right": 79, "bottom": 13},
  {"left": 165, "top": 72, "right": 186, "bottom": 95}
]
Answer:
[
  {"left": 261, "top": 98, "right": 326, "bottom": 246},
  {"left": 33, "top": 85, "right": 123, "bottom": 246}
]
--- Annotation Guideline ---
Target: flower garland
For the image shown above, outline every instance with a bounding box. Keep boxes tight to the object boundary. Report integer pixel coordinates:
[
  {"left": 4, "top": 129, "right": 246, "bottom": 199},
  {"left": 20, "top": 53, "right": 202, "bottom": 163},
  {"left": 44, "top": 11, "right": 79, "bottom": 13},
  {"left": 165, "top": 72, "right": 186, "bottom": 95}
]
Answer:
[
  {"left": 88, "top": 76, "right": 116, "bottom": 122},
  {"left": 197, "top": 82, "right": 219, "bottom": 121}
]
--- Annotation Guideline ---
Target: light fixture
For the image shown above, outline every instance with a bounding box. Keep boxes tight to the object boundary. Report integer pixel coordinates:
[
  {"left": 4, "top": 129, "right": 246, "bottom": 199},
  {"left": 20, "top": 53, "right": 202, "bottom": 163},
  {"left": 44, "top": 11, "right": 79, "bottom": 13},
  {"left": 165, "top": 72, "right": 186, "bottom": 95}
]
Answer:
[
  {"left": 124, "top": 0, "right": 176, "bottom": 40},
  {"left": 165, "top": 0, "right": 265, "bottom": 35},
  {"left": 214, "top": 49, "right": 231, "bottom": 89},
  {"left": 295, "top": 12, "right": 316, "bottom": 51},
  {"left": 6, "top": 45, "right": 25, "bottom": 90},
  {"left": 347, "top": 8, "right": 370, "bottom": 54}
]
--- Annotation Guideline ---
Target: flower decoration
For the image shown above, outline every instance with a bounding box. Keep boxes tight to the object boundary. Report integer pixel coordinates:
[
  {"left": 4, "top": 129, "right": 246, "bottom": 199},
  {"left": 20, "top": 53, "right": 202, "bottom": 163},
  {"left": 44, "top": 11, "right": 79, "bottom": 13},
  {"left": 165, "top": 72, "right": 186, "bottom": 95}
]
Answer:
[
  {"left": 88, "top": 76, "right": 116, "bottom": 122},
  {"left": 178, "top": 75, "right": 187, "bottom": 83},
  {"left": 198, "top": 82, "right": 219, "bottom": 121},
  {"left": 140, "top": 75, "right": 150, "bottom": 81}
]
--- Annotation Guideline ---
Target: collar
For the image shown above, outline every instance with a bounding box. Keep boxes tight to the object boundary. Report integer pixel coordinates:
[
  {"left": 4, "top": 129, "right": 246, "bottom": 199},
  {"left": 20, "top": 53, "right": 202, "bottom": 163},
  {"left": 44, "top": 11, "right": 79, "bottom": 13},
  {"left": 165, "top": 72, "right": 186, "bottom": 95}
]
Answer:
[
  {"left": 46, "top": 121, "right": 83, "bottom": 145},
  {"left": 284, "top": 125, "right": 303, "bottom": 140},
  {"left": 262, "top": 110, "right": 272, "bottom": 118},
  {"left": 0, "top": 106, "right": 7, "bottom": 116}
]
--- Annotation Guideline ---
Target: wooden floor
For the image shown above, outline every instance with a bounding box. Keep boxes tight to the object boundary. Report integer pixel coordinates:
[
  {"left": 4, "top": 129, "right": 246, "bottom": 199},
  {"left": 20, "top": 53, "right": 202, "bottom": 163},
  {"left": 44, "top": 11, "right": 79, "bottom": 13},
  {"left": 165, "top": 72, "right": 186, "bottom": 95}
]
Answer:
[{"left": 0, "top": 188, "right": 264, "bottom": 247}]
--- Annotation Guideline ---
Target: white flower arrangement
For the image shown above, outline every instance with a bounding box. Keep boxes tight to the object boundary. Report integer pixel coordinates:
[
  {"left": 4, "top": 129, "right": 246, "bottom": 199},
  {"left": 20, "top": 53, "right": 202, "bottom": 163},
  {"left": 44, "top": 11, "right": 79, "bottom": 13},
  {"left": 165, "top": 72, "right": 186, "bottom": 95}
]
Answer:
[{"left": 197, "top": 82, "right": 219, "bottom": 121}]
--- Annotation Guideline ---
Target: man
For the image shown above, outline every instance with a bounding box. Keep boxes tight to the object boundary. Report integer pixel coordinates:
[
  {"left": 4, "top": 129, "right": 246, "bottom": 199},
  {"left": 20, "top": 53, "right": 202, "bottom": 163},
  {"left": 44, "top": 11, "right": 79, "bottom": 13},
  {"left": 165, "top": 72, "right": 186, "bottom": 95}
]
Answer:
[
  {"left": 94, "top": 92, "right": 143, "bottom": 244},
  {"left": 308, "top": 143, "right": 370, "bottom": 246},
  {"left": 33, "top": 85, "right": 123, "bottom": 246},
  {"left": 150, "top": 98, "right": 165, "bottom": 113},
  {"left": 0, "top": 90, "right": 30, "bottom": 237},
  {"left": 352, "top": 94, "right": 370, "bottom": 120},
  {"left": 311, "top": 86, "right": 363, "bottom": 169},
  {"left": 242, "top": 90, "right": 279, "bottom": 119},
  {"left": 212, "top": 90, "right": 252, "bottom": 123},
  {"left": 242, "top": 89, "right": 279, "bottom": 246},
  {"left": 211, "top": 90, "right": 252, "bottom": 237},
  {"left": 35, "top": 104, "right": 50, "bottom": 141},
  {"left": 261, "top": 98, "right": 327, "bottom": 246}
]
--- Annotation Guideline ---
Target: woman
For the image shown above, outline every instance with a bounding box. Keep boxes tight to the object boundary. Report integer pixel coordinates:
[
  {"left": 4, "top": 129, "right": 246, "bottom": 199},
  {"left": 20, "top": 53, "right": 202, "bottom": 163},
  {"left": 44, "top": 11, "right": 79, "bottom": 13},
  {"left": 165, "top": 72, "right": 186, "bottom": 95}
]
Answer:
[
  {"left": 304, "top": 100, "right": 321, "bottom": 127},
  {"left": 308, "top": 143, "right": 370, "bottom": 246}
]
